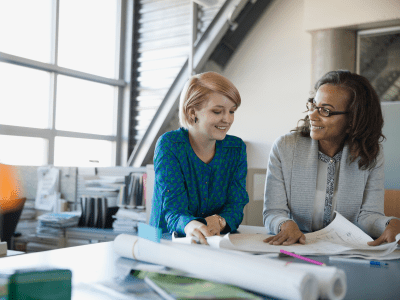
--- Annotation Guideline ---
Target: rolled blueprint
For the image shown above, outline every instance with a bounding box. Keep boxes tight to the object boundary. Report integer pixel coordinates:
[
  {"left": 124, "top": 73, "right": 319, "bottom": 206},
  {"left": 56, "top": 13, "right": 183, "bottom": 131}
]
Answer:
[
  {"left": 114, "top": 234, "right": 319, "bottom": 300},
  {"left": 284, "top": 263, "right": 346, "bottom": 300},
  {"left": 249, "top": 255, "right": 346, "bottom": 300},
  {"left": 158, "top": 233, "right": 345, "bottom": 299}
]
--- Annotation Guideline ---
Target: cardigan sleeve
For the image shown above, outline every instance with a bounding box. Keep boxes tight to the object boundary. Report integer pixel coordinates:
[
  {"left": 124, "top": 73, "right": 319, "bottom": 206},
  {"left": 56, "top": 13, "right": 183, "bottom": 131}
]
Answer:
[
  {"left": 356, "top": 150, "right": 398, "bottom": 238},
  {"left": 263, "top": 136, "right": 292, "bottom": 234},
  {"left": 153, "top": 136, "right": 206, "bottom": 235},
  {"left": 218, "top": 141, "right": 249, "bottom": 232}
]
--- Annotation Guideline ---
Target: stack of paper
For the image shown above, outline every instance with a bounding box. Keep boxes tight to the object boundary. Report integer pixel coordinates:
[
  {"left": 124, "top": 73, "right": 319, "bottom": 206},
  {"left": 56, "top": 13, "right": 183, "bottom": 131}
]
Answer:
[
  {"left": 36, "top": 212, "right": 81, "bottom": 237},
  {"left": 194, "top": 212, "right": 400, "bottom": 260},
  {"left": 173, "top": 212, "right": 400, "bottom": 260},
  {"left": 112, "top": 208, "right": 146, "bottom": 233}
]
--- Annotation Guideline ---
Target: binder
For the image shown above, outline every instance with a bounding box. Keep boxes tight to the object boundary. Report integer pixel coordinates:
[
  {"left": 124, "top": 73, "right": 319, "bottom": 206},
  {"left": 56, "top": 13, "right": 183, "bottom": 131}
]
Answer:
[
  {"left": 78, "top": 197, "right": 86, "bottom": 227},
  {"left": 87, "top": 198, "right": 95, "bottom": 227},
  {"left": 128, "top": 174, "right": 138, "bottom": 208},
  {"left": 97, "top": 197, "right": 108, "bottom": 229},
  {"left": 79, "top": 196, "right": 114, "bottom": 229}
]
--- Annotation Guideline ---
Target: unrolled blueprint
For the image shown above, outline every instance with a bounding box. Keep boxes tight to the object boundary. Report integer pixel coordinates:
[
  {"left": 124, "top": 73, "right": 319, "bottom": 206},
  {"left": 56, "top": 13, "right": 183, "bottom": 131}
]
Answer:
[{"left": 174, "top": 212, "right": 400, "bottom": 260}]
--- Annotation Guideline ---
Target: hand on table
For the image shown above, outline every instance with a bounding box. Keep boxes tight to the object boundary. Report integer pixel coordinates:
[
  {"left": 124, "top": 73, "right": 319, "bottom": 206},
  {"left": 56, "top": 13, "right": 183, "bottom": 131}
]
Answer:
[
  {"left": 205, "top": 215, "right": 221, "bottom": 236},
  {"left": 263, "top": 220, "right": 306, "bottom": 246},
  {"left": 367, "top": 219, "right": 400, "bottom": 246},
  {"left": 184, "top": 220, "right": 211, "bottom": 245}
]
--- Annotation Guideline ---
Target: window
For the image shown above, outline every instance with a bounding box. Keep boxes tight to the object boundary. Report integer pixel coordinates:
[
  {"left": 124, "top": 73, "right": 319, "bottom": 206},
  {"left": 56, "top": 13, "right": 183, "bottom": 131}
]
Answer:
[
  {"left": 0, "top": 0, "right": 131, "bottom": 167},
  {"left": 357, "top": 27, "right": 400, "bottom": 102}
]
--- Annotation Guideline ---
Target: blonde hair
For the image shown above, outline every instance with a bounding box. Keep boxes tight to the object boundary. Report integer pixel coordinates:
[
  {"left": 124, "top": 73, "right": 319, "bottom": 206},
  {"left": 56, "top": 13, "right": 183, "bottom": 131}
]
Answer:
[{"left": 179, "top": 72, "right": 241, "bottom": 129}]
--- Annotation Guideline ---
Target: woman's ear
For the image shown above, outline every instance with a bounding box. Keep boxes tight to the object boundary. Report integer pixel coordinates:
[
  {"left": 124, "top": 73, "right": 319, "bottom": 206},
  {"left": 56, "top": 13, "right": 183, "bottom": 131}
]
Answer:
[
  {"left": 346, "top": 122, "right": 352, "bottom": 134},
  {"left": 188, "top": 108, "right": 196, "bottom": 124}
]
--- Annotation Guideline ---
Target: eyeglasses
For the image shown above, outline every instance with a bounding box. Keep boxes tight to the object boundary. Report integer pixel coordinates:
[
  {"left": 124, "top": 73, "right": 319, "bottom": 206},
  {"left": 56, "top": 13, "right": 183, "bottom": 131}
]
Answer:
[{"left": 306, "top": 100, "right": 349, "bottom": 117}]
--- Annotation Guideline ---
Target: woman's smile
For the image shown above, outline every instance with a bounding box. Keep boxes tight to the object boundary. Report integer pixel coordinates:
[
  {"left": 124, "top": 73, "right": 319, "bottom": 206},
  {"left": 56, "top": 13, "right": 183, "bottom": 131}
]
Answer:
[{"left": 311, "top": 125, "right": 324, "bottom": 130}]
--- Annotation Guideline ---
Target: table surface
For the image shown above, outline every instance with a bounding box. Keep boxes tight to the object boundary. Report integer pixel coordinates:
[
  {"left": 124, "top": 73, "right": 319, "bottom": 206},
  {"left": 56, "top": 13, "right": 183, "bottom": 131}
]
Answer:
[{"left": 0, "top": 226, "right": 399, "bottom": 299}]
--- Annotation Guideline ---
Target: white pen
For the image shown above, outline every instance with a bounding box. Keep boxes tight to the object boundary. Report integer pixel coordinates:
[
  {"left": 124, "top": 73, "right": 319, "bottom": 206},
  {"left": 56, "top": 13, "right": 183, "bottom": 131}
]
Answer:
[{"left": 329, "top": 256, "right": 388, "bottom": 266}]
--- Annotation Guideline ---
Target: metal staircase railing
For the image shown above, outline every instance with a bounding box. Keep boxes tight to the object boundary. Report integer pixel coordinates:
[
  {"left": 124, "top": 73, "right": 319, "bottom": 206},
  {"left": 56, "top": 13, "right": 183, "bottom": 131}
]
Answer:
[{"left": 127, "top": 0, "right": 252, "bottom": 167}]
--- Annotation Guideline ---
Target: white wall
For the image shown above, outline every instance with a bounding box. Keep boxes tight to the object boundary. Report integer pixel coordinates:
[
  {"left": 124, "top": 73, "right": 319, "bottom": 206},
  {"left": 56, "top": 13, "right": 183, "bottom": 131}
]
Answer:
[
  {"left": 222, "top": 0, "right": 312, "bottom": 168},
  {"left": 304, "top": 0, "right": 400, "bottom": 31}
]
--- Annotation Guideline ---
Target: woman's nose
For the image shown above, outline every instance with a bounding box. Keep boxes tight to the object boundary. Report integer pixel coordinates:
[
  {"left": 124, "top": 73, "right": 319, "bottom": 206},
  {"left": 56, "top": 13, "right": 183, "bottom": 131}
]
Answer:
[
  {"left": 308, "top": 108, "right": 319, "bottom": 118},
  {"left": 222, "top": 112, "right": 232, "bottom": 123}
]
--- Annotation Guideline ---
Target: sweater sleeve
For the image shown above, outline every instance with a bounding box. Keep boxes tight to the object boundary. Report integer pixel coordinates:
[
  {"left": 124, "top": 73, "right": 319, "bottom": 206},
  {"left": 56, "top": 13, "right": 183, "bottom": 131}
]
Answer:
[
  {"left": 218, "top": 141, "right": 249, "bottom": 232},
  {"left": 153, "top": 137, "right": 205, "bottom": 235},
  {"left": 263, "top": 136, "right": 292, "bottom": 234},
  {"left": 356, "top": 150, "right": 398, "bottom": 238}
]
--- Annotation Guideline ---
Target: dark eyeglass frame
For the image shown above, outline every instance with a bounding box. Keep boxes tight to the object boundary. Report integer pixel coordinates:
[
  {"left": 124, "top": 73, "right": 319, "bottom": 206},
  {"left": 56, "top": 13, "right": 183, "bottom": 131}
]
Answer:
[{"left": 306, "top": 99, "right": 349, "bottom": 117}]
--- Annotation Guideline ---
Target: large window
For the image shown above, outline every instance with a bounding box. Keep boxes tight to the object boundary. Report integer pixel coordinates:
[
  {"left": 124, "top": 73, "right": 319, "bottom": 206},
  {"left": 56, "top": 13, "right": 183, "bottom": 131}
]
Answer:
[
  {"left": 0, "top": 0, "right": 131, "bottom": 167},
  {"left": 357, "top": 27, "right": 400, "bottom": 102}
]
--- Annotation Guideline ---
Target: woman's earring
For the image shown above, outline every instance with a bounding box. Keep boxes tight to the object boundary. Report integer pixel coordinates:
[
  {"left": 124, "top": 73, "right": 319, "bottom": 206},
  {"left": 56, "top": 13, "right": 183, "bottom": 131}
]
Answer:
[{"left": 195, "top": 117, "right": 198, "bottom": 123}]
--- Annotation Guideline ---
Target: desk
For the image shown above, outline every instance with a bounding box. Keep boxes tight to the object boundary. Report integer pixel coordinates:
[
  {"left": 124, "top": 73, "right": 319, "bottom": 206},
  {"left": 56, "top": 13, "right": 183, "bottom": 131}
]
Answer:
[
  {"left": 0, "top": 233, "right": 399, "bottom": 299},
  {"left": 4, "top": 250, "right": 24, "bottom": 257}
]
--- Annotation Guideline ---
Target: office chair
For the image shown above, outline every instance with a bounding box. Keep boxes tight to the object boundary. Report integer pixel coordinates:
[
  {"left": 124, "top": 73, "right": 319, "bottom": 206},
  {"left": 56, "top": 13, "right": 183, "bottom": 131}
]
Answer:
[
  {"left": 384, "top": 190, "right": 400, "bottom": 219},
  {"left": 0, "top": 198, "right": 26, "bottom": 250}
]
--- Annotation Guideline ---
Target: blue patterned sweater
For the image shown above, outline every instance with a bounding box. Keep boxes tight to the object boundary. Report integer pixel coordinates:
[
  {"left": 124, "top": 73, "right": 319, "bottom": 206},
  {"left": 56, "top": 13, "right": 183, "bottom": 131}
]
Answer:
[{"left": 149, "top": 127, "right": 249, "bottom": 235}]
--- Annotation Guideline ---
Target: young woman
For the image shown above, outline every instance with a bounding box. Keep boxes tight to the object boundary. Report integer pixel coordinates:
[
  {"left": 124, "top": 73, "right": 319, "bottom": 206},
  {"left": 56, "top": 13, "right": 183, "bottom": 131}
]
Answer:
[
  {"left": 150, "top": 72, "right": 249, "bottom": 244},
  {"left": 263, "top": 70, "right": 400, "bottom": 246}
]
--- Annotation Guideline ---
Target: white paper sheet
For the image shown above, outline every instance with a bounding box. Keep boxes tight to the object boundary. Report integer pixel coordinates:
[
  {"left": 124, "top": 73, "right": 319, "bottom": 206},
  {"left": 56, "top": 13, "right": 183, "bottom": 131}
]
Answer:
[
  {"left": 190, "top": 212, "right": 400, "bottom": 259},
  {"left": 35, "top": 166, "right": 60, "bottom": 211},
  {"left": 113, "top": 234, "right": 321, "bottom": 300}
]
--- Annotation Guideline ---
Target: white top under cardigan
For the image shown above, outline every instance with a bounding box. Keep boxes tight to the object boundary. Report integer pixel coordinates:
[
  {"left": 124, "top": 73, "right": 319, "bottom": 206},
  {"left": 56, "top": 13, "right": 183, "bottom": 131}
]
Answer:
[
  {"left": 312, "top": 159, "right": 340, "bottom": 231},
  {"left": 263, "top": 132, "right": 398, "bottom": 238}
]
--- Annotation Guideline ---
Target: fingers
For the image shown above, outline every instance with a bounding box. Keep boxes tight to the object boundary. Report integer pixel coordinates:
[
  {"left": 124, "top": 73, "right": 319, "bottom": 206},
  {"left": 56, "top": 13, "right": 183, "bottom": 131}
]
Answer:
[
  {"left": 386, "top": 236, "right": 396, "bottom": 243},
  {"left": 263, "top": 234, "right": 282, "bottom": 244},
  {"left": 283, "top": 236, "right": 301, "bottom": 246},
  {"left": 263, "top": 232, "right": 306, "bottom": 246},
  {"left": 299, "top": 234, "right": 306, "bottom": 245},
  {"left": 367, "top": 235, "right": 396, "bottom": 246},
  {"left": 263, "top": 236, "right": 274, "bottom": 243},
  {"left": 206, "top": 223, "right": 221, "bottom": 236},
  {"left": 367, "top": 236, "right": 384, "bottom": 246},
  {"left": 273, "top": 235, "right": 289, "bottom": 245},
  {"left": 192, "top": 228, "right": 208, "bottom": 245},
  {"left": 265, "top": 233, "right": 288, "bottom": 245}
]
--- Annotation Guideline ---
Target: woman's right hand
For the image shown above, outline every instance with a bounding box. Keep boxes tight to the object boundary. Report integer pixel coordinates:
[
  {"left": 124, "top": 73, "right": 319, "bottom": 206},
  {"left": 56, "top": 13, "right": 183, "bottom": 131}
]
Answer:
[
  {"left": 263, "top": 220, "right": 306, "bottom": 245},
  {"left": 184, "top": 220, "right": 212, "bottom": 245}
]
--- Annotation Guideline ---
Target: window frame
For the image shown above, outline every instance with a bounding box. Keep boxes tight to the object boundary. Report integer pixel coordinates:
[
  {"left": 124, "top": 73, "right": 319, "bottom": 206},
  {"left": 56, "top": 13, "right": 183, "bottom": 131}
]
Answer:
[
  {"left": 0, "top": 0, "right": 133, "bottom": 166},
  {"left": 356, "top": 25, "right": 400, "bottom": 105}
]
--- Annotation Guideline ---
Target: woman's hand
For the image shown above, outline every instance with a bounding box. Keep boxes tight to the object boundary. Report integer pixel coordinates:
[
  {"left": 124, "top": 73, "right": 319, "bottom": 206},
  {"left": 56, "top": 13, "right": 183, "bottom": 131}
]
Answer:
[
  {"left": 205, "top": 215, "right": 221, "bottom": 236},
  {"left": 367, "top": 219, "right": 400, "bottom": 246},
  {"left": 184, "top": 220, "right": 211, "bottom": 245},
  {"left": 263, "top": 220, "right": 306, "bottom": 246}
]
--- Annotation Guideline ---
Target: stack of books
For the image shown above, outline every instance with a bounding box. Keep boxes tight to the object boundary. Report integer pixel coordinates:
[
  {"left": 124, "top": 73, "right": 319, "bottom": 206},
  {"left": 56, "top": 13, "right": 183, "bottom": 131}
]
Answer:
[
  {"left": 36, "top": 212, "right": 81, "bottom": 238},
  {"left": 119, "top": 172, "right": 147, "bottom": 208},
  {"left": 112, "top": 208, "right": 146, "bottom": 233},
  {"left": 83, "top": 175, "right": 126, "bottom": 207}
]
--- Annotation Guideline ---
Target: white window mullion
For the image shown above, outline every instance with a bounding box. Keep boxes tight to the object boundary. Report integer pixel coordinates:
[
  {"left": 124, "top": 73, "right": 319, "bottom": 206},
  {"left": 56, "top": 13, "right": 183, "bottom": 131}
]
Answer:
[{"left": 48, "top": 0, "right": 60, "bottom": 165}]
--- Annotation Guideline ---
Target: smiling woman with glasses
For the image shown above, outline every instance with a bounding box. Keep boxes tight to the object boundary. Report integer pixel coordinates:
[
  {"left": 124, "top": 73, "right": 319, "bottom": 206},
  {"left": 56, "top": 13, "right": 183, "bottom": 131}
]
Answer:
[{"left": 263, "top": 70, "right": 400, "bottom": 247}]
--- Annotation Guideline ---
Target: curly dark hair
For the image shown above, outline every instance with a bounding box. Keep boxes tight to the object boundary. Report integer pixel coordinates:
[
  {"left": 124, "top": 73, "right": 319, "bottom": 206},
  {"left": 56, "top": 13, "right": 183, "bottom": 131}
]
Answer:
[{"left": 295, "top": 70, "right": 385, "bottom": 170}]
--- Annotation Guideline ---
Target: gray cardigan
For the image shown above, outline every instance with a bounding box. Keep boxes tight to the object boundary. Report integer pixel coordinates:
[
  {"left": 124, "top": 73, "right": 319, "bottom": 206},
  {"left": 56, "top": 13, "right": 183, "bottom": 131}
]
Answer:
[{"left": 263, "top": 132, "right": 396, "bottom": 238}]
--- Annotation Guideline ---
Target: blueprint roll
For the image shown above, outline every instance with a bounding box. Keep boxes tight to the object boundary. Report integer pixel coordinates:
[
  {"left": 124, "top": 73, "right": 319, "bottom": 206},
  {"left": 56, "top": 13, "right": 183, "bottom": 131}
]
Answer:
[
  {"left": 224, "top": 253, "right": 346, "bottom": 300},
  {"left": 286, "top": 263, "right": 346, "bottom": 300},
  {"left": 114, "top": 234, "right": 319, "bottom": 300}
]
